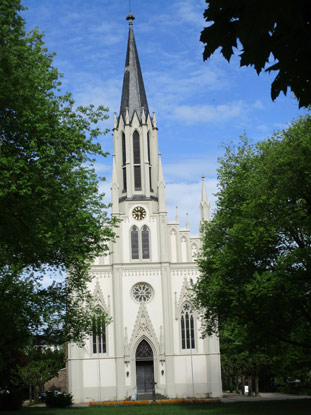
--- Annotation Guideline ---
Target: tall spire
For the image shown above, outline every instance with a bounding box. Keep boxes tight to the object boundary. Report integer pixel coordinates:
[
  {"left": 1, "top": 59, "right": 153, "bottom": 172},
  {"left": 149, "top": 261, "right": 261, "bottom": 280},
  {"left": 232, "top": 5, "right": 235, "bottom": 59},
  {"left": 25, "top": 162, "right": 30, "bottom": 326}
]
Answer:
[{"left": 120, "top": 13, "right": 149, "bottom": 123}]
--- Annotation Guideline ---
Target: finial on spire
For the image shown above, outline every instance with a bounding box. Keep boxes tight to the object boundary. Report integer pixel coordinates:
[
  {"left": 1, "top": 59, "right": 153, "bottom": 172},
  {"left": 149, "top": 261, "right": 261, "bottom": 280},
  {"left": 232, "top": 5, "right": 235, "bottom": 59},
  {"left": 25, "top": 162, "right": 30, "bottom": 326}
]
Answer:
[
  {"left": 126, "top": 10, "right": 135, "bottom": 25},
  {"left": 200, "top": 175, "right": 210, "bottom": 223},
  {"left": 176, "top": 206, "right": 179, "bottom": 222}
]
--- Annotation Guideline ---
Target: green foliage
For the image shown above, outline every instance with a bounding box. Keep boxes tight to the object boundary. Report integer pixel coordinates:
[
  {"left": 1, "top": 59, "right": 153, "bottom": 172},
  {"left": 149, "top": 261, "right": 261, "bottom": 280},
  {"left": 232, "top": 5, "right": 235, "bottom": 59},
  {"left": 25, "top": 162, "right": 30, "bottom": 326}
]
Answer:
[
  {"left": 45, "top": 392, "right": 73, "bottom": 408},
  {"left": 13, "top": 347, "right": 65, "bottom": 394},
  {"left": 201, "top": 0, "right": 311, "bottom": 107},
  {"left": 194, "top": 115, "right": 311, "bottom": 363},
  {"left": 0, "top": 0, "right": 116, "bottom": 388}
]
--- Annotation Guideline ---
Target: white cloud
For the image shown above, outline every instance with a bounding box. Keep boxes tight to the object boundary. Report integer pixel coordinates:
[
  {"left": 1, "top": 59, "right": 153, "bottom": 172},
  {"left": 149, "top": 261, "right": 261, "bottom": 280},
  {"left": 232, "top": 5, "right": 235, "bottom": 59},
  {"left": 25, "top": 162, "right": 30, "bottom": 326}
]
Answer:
[
  {"left": 163, "top": 157, "right": 218, "bottom": 183},
  {"left": 175, "top": 0, "right": 206, "bottom": 27},
  {"left": 253, "top": 99, "right": 265, "bottom": 110},
  {"left": 171, "top": 101, "right": 245, "bottom": 124}
]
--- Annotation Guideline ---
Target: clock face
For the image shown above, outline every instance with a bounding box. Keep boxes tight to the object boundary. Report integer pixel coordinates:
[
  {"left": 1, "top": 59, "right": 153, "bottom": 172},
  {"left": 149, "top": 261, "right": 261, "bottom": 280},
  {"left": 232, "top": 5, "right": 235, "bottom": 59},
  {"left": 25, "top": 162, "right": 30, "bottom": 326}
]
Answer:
[{"left": 132, "top": 206, "right": 146, "bottom": 221}]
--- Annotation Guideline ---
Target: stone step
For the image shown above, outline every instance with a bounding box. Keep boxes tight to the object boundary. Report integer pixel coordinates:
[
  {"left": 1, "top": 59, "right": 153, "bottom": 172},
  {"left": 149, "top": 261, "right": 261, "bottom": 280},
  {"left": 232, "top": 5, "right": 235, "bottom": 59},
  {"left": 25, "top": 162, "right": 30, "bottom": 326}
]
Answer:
[{"left": 136, "top": 393, "right": 167, "bottom": 401}]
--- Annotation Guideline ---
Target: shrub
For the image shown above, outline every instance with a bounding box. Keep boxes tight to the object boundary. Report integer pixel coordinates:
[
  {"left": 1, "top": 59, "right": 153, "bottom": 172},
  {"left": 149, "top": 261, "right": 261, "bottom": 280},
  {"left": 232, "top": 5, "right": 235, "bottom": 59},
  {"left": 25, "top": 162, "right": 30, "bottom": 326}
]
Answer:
[
  {"left": 45, "top": 391, "right": 73, "bottom": 408},
  {"left": 0, "top": 389, "right": 24, "bottom": 411}
]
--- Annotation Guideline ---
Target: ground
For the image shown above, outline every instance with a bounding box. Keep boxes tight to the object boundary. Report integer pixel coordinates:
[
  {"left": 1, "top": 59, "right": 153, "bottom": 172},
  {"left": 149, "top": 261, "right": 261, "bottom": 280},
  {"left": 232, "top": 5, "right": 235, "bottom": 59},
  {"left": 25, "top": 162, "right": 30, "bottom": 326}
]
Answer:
[{"left": 3, "top": 397, "right": 311, "bottom": 415}]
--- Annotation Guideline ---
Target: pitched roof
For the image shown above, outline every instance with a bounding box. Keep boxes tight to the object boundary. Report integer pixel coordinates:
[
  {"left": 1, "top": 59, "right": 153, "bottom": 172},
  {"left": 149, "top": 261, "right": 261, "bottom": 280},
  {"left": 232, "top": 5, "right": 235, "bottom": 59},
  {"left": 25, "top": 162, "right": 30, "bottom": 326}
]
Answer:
[{"left": 119, "top": 13, "right": 149, "bottom": 122}]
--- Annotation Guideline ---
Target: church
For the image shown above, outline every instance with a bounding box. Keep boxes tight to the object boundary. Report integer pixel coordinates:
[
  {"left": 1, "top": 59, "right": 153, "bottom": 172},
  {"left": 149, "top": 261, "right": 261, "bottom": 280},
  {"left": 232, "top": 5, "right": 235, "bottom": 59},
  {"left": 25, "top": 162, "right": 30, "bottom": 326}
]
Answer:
[{"left": 67, "top": 13, "right": 222, "bottom": 403}]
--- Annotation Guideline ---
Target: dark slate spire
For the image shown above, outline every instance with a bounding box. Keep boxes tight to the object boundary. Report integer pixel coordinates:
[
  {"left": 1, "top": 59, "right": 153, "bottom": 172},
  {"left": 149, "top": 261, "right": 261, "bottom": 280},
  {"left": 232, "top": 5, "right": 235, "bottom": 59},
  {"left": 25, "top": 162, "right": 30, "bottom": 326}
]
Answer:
[{"left": 120, "top": 12, "right": 149, "bottom": 122}]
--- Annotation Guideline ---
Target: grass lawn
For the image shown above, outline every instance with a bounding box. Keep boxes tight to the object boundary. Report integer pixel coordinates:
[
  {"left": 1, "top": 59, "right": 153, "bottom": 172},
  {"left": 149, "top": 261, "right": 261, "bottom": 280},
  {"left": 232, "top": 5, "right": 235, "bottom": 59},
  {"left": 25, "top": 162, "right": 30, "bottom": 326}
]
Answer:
[{"left": 2, "top": 400, "right": 311, "bottom": 415}]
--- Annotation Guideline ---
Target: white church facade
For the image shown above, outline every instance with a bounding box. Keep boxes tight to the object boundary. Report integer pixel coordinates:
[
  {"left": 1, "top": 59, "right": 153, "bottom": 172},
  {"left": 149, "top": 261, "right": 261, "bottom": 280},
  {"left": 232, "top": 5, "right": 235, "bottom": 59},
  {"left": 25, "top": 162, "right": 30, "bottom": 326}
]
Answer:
[{"left": 67, "top": 13, "right": 222, "bottom": 403}]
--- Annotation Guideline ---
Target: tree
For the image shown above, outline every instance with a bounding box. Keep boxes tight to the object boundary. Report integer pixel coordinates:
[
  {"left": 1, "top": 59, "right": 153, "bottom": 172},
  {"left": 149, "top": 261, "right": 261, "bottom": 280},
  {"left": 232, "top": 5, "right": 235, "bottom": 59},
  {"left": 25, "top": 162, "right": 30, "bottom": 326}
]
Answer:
[
  {"left": 200, "top": 0, "right": 311, "bottom": 107},
  {"left": 0, "top": 0, "right": 115, "bottom": 387},
  {"left": 193, "top": 115, "right": 311, "bottom": 356},
  {"left": 219, "top": 321, "right": 270, "bottom": 396},
  {"left": 14, "top": 347, "right": 65, "bottom": 404}
]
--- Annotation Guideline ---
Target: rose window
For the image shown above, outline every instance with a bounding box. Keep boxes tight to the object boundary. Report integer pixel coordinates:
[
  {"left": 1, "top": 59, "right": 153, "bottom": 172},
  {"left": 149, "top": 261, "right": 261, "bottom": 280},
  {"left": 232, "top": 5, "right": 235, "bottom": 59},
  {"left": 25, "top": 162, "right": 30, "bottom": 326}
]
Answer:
[{"left": 132, "top": 283, "right": 153, "bottom": 303}]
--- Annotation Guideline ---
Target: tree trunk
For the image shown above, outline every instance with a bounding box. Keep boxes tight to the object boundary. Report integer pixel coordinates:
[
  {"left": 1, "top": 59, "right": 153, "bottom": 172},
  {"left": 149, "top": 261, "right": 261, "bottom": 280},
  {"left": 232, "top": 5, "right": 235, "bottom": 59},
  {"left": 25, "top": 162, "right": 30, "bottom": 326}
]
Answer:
[
  {"left": 29, "top": 385, "right": 32, "bottom": 405},
  {"left": 34, "top": 385, "right": 40, "bottom": 401},
  {"left": 229, "top": 375, "right": 233, "bottom": 393},
  {"left": 241, "top": 375, "right": 245, "bottom": 395},
  {"left": 235, "top": 376, "right": 239, "bottom": 394},
  {"left": 255, "top": 375, "right": 259, "bottom": 396},
  {"left": 248, "top": 375, "right": 252, "bottom": 396}
]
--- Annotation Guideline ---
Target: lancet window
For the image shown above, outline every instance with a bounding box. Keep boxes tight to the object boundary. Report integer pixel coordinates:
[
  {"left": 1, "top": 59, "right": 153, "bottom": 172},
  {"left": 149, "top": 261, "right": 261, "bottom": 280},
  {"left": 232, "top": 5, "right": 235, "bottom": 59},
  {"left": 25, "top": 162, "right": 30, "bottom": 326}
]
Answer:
[
  {"left": 131, "top": 225, "right": 150, "bottom": 260},
  {"left": 133, "top": 131, "right": 141, "bottom": 190},
  {"left": 141, "top": 225, "right": 150, "bottom": 259},
  {"left": 147, "top": 131, "right": 153, "bottom": 192},
  {"left": 92, "top": 312, "right": 107, "bottom": 354},
  {"left": 181, "top": 302, "right": 195, "bottom": 349},
  {"left": 122, "top": 132, "right": 127, "bottom": 192},
  {"left": 131, "top": 226, "right": 139, "bottom": 259}
]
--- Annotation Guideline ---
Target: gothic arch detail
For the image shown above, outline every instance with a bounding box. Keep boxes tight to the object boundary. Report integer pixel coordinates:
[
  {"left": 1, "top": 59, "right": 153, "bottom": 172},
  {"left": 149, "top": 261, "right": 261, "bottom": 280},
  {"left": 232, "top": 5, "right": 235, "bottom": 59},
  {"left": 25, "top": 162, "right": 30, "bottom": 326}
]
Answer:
[
  {"left": 129, "top": 303, "right": 159, "bottom": 356},
  {"left": 170, "top": 228, "right": 177, "bottom": 262},
  {"left": 93, "top": 279, "right": 109, "bottom": 316},
  {"left": 180, "top": 301, "right": 195, "bottom": 350},
  {"left": 175, "top": 277, "right": 191, "bottom": 319}
]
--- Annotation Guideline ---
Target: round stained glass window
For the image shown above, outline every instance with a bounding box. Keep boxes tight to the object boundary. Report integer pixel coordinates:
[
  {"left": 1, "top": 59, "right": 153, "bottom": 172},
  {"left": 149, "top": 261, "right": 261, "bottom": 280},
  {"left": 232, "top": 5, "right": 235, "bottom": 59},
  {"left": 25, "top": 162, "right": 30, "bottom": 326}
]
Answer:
[{"left": 132, "top": 282, "right": 153, "bottom": 303}]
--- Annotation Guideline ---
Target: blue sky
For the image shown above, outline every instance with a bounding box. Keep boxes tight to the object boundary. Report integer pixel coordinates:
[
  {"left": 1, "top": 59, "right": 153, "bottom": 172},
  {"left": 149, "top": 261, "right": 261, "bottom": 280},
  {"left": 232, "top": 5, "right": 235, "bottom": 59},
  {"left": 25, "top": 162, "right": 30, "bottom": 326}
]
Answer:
[{"left": 23, "top": 0, "right": 307, "bottom": 234}]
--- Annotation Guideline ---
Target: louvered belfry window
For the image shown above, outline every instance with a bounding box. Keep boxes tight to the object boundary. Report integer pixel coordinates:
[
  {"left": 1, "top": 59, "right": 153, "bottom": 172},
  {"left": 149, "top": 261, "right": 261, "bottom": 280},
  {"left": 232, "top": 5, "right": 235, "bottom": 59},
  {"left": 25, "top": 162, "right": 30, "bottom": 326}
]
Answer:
[
  {"left": 147, "top": 131, "right": 153, "bottom": 192},
  {"left": 133, "top": 131, "right": 141, "bottom": 190},
  {"left": 141, "top": 225, "right": 150, "bottom": 259},
  {"left": 181, "top": 302, "right": 195, "bottom": 349},
  {"left": 131, "top": 226, "right": 139, "bottom": 259},
  {"left": 122, "top": 132, "right": 127, "bottom": 192}
]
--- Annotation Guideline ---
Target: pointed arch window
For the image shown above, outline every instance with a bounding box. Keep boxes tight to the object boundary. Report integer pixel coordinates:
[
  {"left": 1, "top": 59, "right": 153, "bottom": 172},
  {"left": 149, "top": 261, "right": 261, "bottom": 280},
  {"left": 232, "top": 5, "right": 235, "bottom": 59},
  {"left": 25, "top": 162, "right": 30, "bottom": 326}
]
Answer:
[
  {"left": 133, "top": 131, "right": 141, "bottom": 190},
  {"left": 141, "top": 225, "right": 150, "bottom": 259},
  {"left": 147, "top": 131, "right": 153, "bottom": 192},
  {"left": 122, "top": 132, "right": 127, "bottom": 192},
  {"left": 130, "top": 225, "right": 151, "bottom": 261},
  {"left": 181, "top": 302, "right": 195, "bottom": 349},
  {"left": 131, "top": 226, "right": 139, "bottom": 259},
  {"left": 92, "top": 312, "right": 107, "bottom": 354}
]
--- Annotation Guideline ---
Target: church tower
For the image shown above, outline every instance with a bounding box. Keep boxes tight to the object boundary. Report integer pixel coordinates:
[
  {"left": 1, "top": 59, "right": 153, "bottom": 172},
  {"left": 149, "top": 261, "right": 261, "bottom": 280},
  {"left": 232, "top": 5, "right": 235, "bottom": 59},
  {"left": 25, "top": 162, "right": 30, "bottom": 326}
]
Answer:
[{"left": 67, "top": 13, "right": 222, "bottom": 403}]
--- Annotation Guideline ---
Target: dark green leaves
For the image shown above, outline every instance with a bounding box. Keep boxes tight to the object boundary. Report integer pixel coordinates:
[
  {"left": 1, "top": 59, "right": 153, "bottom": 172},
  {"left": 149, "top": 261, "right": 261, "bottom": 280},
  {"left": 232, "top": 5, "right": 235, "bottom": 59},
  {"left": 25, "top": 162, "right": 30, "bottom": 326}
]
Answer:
[
  {"left": 201, "top": 0, "right": 311, "bottom": 107},
  {"left": 0, "top": 0, "right": 116, "bottom": 387},
  {"left": 194, "top": 115, "right": 311, "bottom": 351}
]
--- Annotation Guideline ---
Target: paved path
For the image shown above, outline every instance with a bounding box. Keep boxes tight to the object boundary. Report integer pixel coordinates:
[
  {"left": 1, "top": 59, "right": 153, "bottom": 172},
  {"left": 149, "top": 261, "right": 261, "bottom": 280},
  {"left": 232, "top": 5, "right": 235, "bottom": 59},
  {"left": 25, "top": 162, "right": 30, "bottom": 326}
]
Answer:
[{"left": 221, "top": 392, "right": 311, "bottom": 403}]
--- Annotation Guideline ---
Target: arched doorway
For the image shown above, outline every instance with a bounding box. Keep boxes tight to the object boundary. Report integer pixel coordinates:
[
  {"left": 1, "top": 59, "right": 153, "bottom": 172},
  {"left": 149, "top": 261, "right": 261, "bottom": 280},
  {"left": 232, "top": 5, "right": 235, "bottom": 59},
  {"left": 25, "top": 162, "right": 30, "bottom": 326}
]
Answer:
[{"left": 136, "top": 340, "right": 154, "bottom": 394}]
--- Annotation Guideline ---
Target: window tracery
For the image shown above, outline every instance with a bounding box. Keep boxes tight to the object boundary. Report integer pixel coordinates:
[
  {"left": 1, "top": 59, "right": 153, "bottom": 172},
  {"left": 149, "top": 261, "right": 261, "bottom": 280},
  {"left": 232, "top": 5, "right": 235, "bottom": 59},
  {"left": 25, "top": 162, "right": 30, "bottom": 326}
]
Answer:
[
  {"left": 132, "top": 282, "right": 153, "bottom": 303},
  {"left": 181, "top": 302, "right": 195, "bottom": 349},
  {"left": 136, "top": 339, "right": 153, "bottom": 360},
  {"left": 92, "top": 312, "right": 107, "bottom": 354}
]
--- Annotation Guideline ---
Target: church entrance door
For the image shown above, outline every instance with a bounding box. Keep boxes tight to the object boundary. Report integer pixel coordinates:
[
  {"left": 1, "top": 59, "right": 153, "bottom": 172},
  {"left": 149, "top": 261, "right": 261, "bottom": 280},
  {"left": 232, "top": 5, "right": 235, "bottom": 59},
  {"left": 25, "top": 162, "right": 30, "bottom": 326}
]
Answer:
[{"left": 136, "top": 340, "right": 154, "bottom": 394}]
